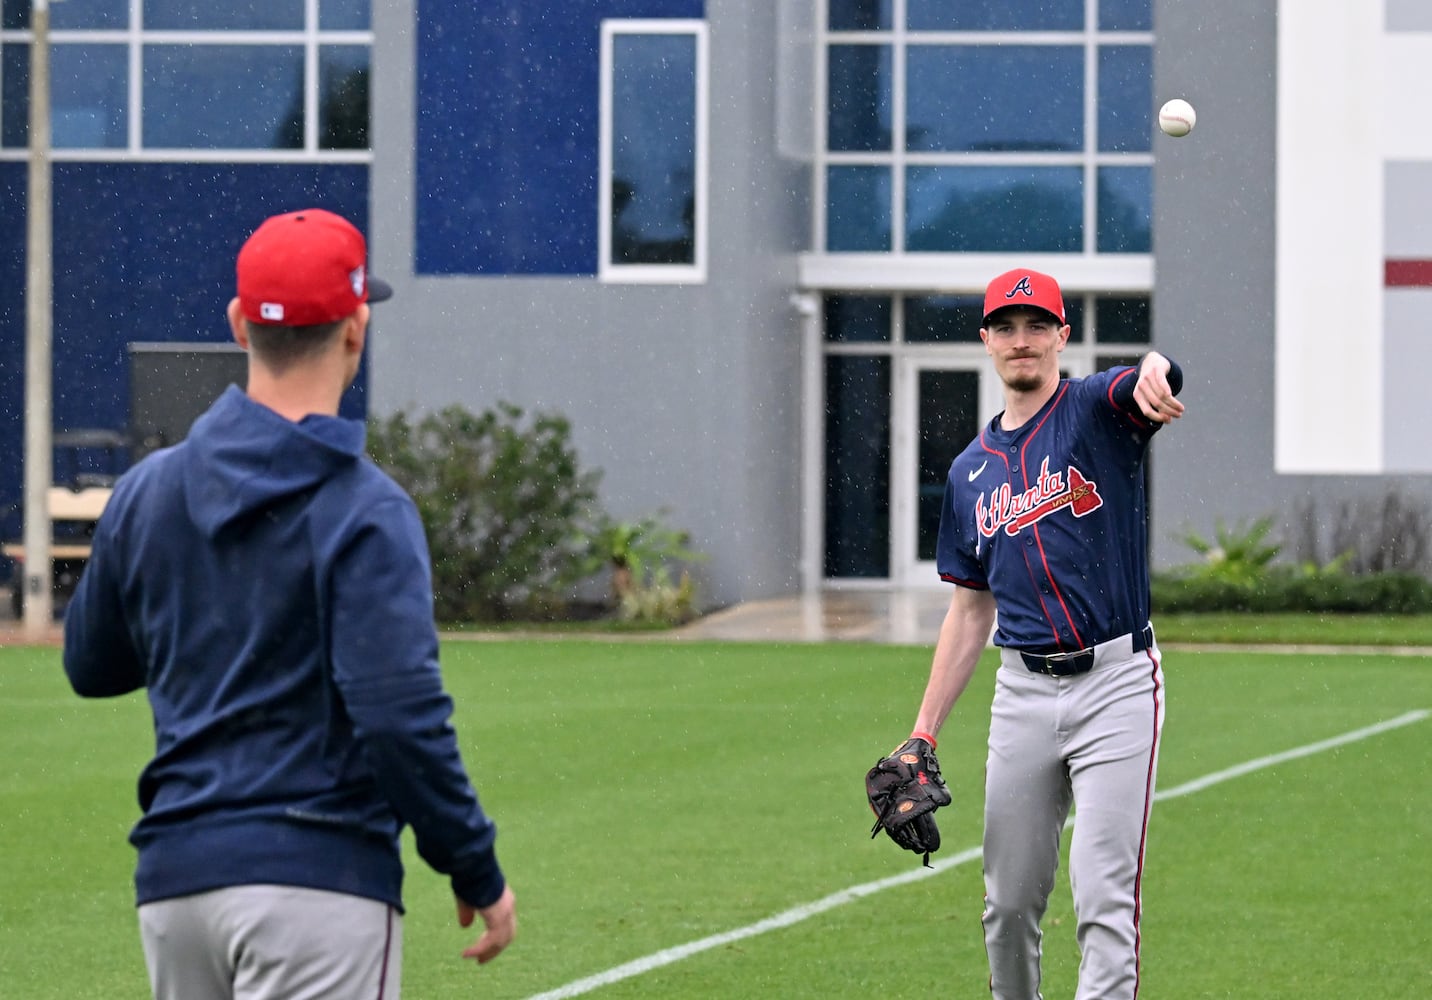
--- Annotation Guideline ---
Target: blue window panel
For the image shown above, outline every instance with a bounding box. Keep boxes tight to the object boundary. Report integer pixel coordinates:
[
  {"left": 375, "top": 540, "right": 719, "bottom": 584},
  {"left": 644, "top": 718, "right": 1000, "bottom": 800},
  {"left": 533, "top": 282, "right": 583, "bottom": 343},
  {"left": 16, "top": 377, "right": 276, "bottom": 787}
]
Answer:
[
  {"left": 1098, "top": 45, "right": 1152, "bottom": 152},
  {"left": 143, "top": 1, "right": 304, "bottom": 30},
  {"left": 319, "top": 46, "right": 370, "bottom": 150},
  {"left": 907, "top": 45, "right": 1084, "bottom": 152},
  {"left": 1095, "top": 296, "right": 1152, "bottom": 343},
  {"left": 906, "top": 166, "right": 1083, "bottom": 252},
  {"left": 908, "top": 0, "right": 1083, "bottom": 31},
  {"left": 828, "top": 44, "right": 891, "bottom": 152},
  {"left": 51, "top": 0, "right": 129, "bottom": 29},
  {"left": 905, "top": 295, "right": 986, "bottom": 343},
  {"left": 1099, "top": 0, "right": 1152, "bottom": 31},
  {"left": 1, "top": 45, "right": 27, "bottom": 147},
  {"left": 53, "top": 44, "right": 128, "bottom": 149},
  {"left": 610, "top": 32, "right": 697, "bottom": 265},
  {"left": 1097, "top": 165, "right": 1151, "bottom": 252},
  {"left": 416, "top": 0, "right": 705, "bottom": 276},
  {"left": 824, "top": 354, "right": 891, "bottom": 578},
  {"left": 0, "top": 45, "right": 129, "bottom": 148},
  {"left": 826, "top": 165, "right": 892, "bottom": 252},
  {"left": 824, "top": 295, "right": 891, "bottom": 343},
  {"left": 829, "top": 0, "right": 892, "bottom": 31},
  {"left": 144, "top": 45, "right": 304, "bottom": 149},
  {"left": 321, "top": 0, "right": 371, "bottom": 30}
]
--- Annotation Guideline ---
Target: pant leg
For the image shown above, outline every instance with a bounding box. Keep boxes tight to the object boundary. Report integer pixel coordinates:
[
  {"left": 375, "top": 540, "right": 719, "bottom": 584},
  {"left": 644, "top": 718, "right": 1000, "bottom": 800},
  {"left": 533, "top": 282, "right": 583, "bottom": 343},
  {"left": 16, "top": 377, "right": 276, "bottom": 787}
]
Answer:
[
  {"left": 983, "top": 662, "right": 1073, "bottom": 1000},
  {"left": 139, "top": 885, "right": 403, "bottom": 1000},
  {"left": 139, "top": 895, "right": 232, "bottom": 1000},
  {"left": 1064, "top": 650, "right": 1165, "bottom": 1000}
]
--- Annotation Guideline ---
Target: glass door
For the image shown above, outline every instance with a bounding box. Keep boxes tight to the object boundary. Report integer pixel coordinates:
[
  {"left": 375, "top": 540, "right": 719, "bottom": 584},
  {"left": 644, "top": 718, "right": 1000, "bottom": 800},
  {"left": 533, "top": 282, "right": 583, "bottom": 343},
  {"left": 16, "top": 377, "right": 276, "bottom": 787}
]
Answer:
[{"left": 893, "top": 358, "right": 990, "bottom": 586}]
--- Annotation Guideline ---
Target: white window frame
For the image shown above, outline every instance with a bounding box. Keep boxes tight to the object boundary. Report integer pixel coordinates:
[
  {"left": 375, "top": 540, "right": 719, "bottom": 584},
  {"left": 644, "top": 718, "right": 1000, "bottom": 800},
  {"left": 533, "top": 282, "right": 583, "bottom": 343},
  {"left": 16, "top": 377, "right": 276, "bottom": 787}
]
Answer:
[{"left": 598, "top": 18, "right": 708, "bottom": 284}]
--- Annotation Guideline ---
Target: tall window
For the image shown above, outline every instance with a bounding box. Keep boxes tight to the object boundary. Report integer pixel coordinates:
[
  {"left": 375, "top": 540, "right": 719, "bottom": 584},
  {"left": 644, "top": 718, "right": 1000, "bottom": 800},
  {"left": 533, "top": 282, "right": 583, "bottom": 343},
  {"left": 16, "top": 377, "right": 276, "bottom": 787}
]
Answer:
[
  {"left": 820, "top": 0, "right": 1153, "bottom": 255},
  {"left": 0, "top": 0, "right": 374, "bottom": 156},
  {"left": 599, "top": 19, "right": 708, "bottom": 283}
]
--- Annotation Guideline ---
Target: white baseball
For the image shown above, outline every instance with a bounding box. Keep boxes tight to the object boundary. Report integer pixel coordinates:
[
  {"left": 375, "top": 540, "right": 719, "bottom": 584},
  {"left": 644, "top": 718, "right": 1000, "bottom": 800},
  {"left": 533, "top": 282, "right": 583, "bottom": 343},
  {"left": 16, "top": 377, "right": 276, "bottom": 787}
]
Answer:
[{"left": 1158, "top": 99, "right": 1196, "bottom": 138}]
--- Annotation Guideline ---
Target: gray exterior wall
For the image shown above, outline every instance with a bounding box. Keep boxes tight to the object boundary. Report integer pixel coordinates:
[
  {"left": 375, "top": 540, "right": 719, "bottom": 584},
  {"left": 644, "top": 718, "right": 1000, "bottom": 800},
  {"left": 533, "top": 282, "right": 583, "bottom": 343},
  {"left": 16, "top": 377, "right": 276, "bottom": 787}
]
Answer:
[
  {"left": 370, "top": 1, "right": 811, "bottom": 609},
  {"left": 1153, "top": 0, "right": 1432, "bottom": 572}
]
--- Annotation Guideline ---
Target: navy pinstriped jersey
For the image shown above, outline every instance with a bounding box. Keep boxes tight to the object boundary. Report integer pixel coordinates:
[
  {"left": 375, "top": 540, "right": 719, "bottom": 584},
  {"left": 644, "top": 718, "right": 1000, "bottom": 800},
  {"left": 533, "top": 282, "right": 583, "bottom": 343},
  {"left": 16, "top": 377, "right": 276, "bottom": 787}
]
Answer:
[{"left": 935, "top": 364, "right": 1178, "bottom": 654}]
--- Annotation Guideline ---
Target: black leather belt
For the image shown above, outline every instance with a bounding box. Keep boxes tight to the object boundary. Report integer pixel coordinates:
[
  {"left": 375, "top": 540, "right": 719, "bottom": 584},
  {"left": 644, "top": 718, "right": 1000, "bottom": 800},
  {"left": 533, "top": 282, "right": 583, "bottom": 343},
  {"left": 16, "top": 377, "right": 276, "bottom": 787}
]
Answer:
[{"left": 1019, "top": 624, "right": 1154, "bottom": 677}]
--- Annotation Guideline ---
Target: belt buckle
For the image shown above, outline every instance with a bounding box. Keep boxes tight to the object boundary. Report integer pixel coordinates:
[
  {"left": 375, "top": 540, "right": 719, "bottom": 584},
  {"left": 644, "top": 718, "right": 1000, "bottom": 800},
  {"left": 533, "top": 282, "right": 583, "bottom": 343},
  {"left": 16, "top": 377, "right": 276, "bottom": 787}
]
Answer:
[{"left": 1044, "top": 647, "right": 1093, "bottom": 676}]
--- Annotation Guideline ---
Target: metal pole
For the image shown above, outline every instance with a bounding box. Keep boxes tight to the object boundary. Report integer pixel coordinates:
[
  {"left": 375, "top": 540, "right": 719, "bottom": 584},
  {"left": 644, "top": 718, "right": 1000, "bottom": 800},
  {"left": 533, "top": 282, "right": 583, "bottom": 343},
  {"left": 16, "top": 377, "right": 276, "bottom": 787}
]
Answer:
[{"left": 23, "top": 0, "right": 54, "bottom": 636}]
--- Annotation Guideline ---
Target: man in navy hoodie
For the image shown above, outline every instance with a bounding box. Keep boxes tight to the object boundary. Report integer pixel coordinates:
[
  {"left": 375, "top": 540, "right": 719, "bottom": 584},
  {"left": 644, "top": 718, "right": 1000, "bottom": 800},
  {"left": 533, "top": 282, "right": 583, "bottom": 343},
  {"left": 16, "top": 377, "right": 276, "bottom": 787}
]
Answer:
[{"left": 63, "top": 208, "right": 515, "bottom": 999}]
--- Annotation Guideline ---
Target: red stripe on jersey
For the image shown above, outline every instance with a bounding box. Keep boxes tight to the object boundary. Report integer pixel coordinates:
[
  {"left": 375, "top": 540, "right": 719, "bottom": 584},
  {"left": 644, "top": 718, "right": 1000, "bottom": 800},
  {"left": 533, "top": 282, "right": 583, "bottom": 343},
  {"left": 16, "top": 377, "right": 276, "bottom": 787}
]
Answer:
[
  {"left": 1385, "top": 259, "right": 1432, "bottom": 286},
  {"left": 1019, "top": 385, "right": 1086, "bottom": 650}
]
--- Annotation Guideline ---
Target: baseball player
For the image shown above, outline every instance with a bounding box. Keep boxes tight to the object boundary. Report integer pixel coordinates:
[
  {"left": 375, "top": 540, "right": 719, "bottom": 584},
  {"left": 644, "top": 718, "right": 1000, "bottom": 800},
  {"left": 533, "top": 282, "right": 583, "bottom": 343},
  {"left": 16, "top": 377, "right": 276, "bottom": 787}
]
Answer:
[
  {"left": 870, "top": 268, "right": 1183, "bottom": 999},
  {"left": 63, "top": 209, "right": 515, "bottom": 998}
]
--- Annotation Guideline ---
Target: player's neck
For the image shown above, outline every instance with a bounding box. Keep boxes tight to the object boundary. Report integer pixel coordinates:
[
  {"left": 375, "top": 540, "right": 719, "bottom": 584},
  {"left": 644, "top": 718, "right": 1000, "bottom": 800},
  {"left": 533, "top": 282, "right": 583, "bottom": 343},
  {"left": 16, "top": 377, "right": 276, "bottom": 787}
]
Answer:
[{"left": 999, "top": 378, "right": 1060, "bottom": 430}]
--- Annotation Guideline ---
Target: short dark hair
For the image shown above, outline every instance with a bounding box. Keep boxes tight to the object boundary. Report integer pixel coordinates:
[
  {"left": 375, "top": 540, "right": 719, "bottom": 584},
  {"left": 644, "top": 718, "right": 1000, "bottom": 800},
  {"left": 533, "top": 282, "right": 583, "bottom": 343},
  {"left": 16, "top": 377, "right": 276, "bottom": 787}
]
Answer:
[{"left": 245, "top": 317, "right": 346, "bottom": 372}]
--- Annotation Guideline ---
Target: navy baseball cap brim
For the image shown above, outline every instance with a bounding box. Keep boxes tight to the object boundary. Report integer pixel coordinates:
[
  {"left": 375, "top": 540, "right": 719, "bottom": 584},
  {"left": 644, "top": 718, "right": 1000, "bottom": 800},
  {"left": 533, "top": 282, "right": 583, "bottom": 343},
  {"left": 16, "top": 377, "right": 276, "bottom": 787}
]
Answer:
[{"left": 368, "top": 276, "right": 393, "bottom": 304}]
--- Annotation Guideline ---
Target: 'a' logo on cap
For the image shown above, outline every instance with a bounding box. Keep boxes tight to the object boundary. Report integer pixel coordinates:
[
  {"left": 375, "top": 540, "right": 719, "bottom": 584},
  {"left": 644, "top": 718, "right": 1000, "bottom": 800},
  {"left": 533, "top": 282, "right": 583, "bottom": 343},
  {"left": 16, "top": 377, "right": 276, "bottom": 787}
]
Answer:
[{"left": 1005, "top": 276, "right": 1035, "bottom": 301}]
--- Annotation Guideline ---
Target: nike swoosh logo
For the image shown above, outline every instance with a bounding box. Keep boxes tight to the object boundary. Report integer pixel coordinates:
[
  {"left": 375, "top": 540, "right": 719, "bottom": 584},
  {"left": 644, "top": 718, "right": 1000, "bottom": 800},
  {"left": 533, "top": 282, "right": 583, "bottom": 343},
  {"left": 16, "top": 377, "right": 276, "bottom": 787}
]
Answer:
[{"left": 968, "top": 460, "right": 988, "bottom": 482}]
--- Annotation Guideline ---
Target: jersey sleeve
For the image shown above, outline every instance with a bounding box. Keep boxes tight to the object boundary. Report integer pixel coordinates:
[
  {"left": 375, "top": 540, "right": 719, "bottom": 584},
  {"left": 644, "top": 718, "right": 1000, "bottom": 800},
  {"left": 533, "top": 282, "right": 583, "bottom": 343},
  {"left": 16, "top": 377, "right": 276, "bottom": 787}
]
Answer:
[{"left": 934, "top": 467, "right": 988, "bottom": 589}]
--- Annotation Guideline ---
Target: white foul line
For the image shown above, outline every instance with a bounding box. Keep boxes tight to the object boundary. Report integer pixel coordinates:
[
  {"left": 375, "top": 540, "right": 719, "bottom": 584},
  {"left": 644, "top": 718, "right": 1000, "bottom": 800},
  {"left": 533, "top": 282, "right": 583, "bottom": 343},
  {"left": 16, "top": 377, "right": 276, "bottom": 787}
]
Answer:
[{"left": 524, "top": 709, "right": 1429, "bottom": 1000}]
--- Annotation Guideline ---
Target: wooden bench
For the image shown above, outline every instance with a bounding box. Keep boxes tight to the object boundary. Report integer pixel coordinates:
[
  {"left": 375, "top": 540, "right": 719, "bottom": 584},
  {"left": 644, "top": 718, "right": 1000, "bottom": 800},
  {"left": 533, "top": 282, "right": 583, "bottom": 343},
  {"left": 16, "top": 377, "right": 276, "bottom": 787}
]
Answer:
[{"left": 3, "top": 485, "right": 112, "bottom": 556}]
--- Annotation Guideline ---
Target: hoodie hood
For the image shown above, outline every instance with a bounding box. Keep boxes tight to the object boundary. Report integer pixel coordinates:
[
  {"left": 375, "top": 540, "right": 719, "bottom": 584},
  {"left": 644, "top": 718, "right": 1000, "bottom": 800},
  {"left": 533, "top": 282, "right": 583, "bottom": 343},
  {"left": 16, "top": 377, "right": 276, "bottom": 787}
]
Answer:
[{"left": 182, "top": 386, "right": 367, "bottom": 536}]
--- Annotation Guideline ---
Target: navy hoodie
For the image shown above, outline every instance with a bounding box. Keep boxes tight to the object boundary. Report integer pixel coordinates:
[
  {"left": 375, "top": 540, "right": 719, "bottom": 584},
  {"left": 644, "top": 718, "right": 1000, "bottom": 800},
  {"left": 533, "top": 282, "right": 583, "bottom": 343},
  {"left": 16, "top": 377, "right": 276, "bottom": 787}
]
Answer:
[{"left": 63, "top": 386, "right": 505, "bottom": 911}]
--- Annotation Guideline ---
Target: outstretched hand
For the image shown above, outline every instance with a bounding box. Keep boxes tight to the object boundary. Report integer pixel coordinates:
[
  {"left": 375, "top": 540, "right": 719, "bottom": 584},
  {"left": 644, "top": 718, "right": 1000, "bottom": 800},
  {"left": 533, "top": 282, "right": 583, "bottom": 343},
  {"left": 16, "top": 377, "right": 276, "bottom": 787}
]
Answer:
[
  {"left": 456, "top": 885, "right": 517, "bottom": 964},
  {"left": 1133, "top": 351, "right": 1185, "bottom": 424}
]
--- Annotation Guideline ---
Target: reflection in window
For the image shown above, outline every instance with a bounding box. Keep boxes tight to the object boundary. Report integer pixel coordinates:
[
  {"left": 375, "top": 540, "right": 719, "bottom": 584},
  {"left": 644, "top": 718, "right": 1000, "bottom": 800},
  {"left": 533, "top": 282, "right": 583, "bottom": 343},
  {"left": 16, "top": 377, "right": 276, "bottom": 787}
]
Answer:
[
  {"left": 1097, "top": 166, "right": 1152, "bottom": 253},
  {"left": 1098, "top": 46, "right": 1153, "bottom": 152},
  {"left": 907, "top": 0, "right": 1082, "bottom": 31},
  {"left": 905, "top": 296, "right": 985, "bottom": 343},
  {"left": 906, "top": 165, "right": 1083, "bottom": 253},
  {"left": 49, "top": 0, "right": 128, "bottom": 30},
  {"left": 1095, "top": 298, "right": 1152, "bottom": 344},
  {"left": 826, "top": 165, "right": 891, "bottom": 251},
  {"left": 828, "top": 0, "right": 892, "bottom": 31},
  {"left": 54, "top": 44, "right": 128, "bottom": 148},
  {"left": 825, "top": 355, "right": 891, "bottom": 578},
  {"left": 824, "top": 295, "right": 891, "bottom": 343},
  {"left": 143, "top": 1, "right": 304, "bottom": 31},
  {"left": 906, "top": 45, "right": 1084, "bottom": 152},
  {"left": 319, "top": 47, "right": 370, "bottom": 150},
  {"left": 601, "top": 21, "right": 707, "bottom": 281},
  {"left": 828, "top": 44, "right": 891, "bottom": 152},
  {"left": 0, "top": 2, "right": 375, "bottom": 155},
  {"left": 145, "top": 45, "right": 304, "bottom": 149},
  {"left": 1099, "top": 0, "right": 1153, "bottom": 31}
]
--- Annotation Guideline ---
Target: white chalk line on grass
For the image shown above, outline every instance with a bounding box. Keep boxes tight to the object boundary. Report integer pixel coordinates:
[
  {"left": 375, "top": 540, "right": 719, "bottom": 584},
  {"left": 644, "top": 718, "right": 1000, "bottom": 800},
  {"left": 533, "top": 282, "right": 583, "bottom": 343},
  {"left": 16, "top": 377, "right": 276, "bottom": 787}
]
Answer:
[{"left": 524, "top": 709, "right": 1429, "bottom": 1000}]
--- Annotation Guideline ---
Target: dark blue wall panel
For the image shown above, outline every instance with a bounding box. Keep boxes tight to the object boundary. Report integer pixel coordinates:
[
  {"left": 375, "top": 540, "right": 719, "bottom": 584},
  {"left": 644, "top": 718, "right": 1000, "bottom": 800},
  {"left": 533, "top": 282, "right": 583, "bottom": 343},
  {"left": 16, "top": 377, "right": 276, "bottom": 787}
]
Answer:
[
  {"left": 0, "top": 162, "right": 371, "bottom": 543},
  {"left": 416, "top": 0, "right": 703, "bottom": 275}
]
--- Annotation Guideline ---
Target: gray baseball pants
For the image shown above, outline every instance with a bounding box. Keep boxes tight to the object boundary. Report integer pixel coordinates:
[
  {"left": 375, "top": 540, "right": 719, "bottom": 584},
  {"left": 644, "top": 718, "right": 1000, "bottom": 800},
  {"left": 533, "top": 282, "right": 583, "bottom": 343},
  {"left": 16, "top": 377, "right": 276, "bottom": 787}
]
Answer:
[
  {"left": 138, "top": 884, "right": 403, "bottom": 1000},
  {"left": 982, "top": 630, "right": 1165, "bottom": 1000}
]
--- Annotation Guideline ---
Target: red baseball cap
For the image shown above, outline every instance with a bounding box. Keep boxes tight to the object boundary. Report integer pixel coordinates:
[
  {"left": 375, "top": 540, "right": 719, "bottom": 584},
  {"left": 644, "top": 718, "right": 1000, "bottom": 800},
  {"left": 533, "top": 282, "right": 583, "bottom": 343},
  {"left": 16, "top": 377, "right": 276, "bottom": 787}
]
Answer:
[
  {"left": 236, "top": 208, "right": 392, "bottom": 326},
  {"left": 982, "top": 268, "right": 1066, "bottom": 326}
]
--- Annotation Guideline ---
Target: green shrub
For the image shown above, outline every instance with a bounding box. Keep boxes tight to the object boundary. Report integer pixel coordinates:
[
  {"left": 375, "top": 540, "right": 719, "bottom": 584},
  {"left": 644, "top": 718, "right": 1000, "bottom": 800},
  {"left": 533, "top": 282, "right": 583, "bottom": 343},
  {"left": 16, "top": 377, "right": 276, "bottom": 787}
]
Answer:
[
  {"left": 1156, "top": 515, "right": 1432, "bottom": 614},
  {"left": 367, "top": 403, "right": 603, "bottom": 622}
]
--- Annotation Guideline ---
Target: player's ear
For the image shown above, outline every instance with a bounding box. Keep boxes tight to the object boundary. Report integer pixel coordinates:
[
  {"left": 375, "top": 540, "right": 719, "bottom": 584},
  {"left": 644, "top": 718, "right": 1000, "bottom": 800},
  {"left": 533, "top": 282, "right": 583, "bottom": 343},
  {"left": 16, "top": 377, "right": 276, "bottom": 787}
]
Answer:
[
  {"left": 1056, "top": 324, "right": 1071, "bottom": 350},
  {"left": 227, "top": 298, "right": 250, "bottom": 350}
]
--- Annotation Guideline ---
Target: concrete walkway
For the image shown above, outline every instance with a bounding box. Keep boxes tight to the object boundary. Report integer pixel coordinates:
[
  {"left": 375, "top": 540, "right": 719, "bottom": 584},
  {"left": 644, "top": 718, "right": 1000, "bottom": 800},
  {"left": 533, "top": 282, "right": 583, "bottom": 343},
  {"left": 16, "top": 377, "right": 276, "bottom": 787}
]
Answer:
[{"left": 673, "top": 588, "right": 952, "bottom": 645}]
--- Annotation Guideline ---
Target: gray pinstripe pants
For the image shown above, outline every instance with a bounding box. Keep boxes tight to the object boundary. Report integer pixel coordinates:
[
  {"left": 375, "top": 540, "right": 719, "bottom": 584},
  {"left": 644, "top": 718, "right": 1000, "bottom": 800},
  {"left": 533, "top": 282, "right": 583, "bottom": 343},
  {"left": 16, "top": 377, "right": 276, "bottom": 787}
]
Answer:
[
  {"left": 982, "top": 631, "right": 1165, "bottom": 1000},
  {"left": 138, "top": 884, "right": 402, "bottom": 1000}
]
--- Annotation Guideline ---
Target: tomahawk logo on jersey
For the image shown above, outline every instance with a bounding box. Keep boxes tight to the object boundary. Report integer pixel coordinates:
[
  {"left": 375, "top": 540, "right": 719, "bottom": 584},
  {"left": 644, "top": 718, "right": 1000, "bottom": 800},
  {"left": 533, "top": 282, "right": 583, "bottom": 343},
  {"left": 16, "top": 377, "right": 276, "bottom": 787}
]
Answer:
[{"left": 937, "top": 365, "right": 1176, "bottom": 654}]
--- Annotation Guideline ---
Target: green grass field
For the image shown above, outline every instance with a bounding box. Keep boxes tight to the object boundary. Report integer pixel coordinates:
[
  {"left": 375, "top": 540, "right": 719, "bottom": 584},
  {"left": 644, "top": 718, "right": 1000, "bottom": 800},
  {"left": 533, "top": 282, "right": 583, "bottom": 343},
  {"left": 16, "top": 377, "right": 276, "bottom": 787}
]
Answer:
[{"left": 1, "top": 640, "right": 1428, "bottom": 998}]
